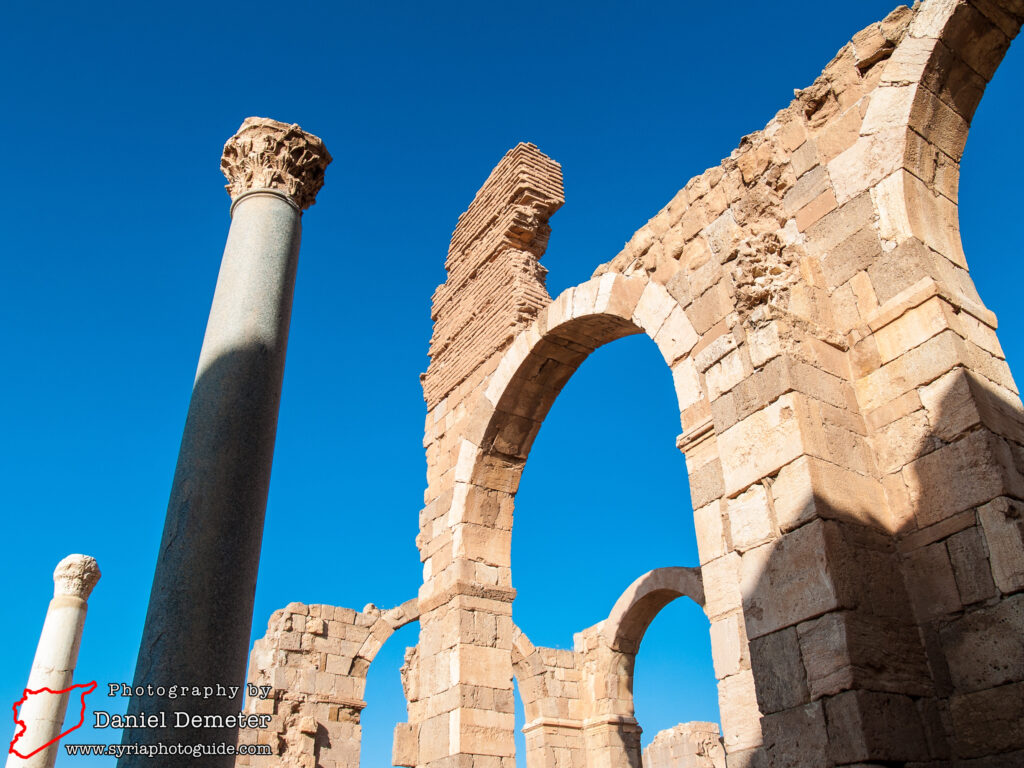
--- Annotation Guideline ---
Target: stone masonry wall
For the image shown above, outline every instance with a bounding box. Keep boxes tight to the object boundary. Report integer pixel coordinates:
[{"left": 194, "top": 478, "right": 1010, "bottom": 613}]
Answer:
[
  {"left": 410, "top": 2, "right": 1024, "bottom": 766},
  {"left": 235, "top": 599, "right": 418, "bottom": 768},
  {"left": 642, "top": 723, "right": 726, "bottom": 768},
  {"left": 237, "top": 2, "right": 1024, "bottom": 766}
]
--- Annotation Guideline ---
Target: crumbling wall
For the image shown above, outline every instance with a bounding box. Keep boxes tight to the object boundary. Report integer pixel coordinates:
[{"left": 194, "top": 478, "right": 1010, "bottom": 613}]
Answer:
[
  {"left": 423, "top": 143, "right": 564, "bottom": 410},
  {"left": 235, "top": 599, "right": 418, "bottom": 768},
  {"left": 642, "top": 723, "right": 725, "bottom": 768}
]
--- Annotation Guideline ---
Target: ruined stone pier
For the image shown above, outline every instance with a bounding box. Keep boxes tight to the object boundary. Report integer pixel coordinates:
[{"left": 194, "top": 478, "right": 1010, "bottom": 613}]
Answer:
[{"left": 120, "top": 118, "right": 330, "bottom": 768}]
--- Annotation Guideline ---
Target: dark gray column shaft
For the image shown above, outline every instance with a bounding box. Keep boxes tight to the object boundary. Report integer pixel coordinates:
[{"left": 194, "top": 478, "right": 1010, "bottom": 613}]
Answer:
[{"left": 121, "top": 191, "right": 300, "bottom": 767}]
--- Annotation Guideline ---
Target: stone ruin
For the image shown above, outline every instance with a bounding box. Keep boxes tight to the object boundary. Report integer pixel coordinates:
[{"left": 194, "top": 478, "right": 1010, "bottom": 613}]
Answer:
[{"left": 117, "top": 0, "right": 1024, "bottom": 766}]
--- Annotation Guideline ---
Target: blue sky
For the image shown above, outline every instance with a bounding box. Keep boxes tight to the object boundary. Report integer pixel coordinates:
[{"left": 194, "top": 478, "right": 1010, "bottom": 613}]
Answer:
[{"left": 2, "top": 2, "right": 1021, "bottom": 765}]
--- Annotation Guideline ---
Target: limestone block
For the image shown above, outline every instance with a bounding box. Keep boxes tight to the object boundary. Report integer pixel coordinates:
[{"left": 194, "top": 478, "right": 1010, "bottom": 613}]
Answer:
[
  {"left": 823, "top": 690, "right": 928, "bottom": 764},
  {"left": 760, "top": 702, "right": 828, "bottom": 768},
  {"left": 453, "top": 706, "right": 516, "bottom": 756},
  {"left": 727, "top": 484, "right": 775, "bottom": 553},
  {"left": 803, "top": 192, "right": 872, "bottom": 259},
  {"left": 796, "top": 610, "right": 931, "bottom": 700},
  {"left": 749, "top": 627, "right": 809, "bottom": 714},
  {"left": 940, "top": 594, "right": 1024, "bottom": 694},
  {"left": 452, "top": 523, "right": 511, "bottom": 567},
  {"left": 717, "top": 670, "right": 763, "bottom": 750},
  {"left": 946, "top": 526, "right": 997, "bottom": 605},
  {"left": 799, "top": 400, "right": 874, "bottom": 478},
  {"left": 746, "top": 323, "right": 780, "bottom": 369},
  {"left": 783, "top": 165, "right": 829, "bottom": 216},
  {"left": 709, "top": 613, "right": 748, "bottom": 680},
  {"left": 740, "top": 521, "right": 839, "bottom": 640},
  {"left": 902, "top": 429, "right": 1024, "bottom": 528},
  {"left": 687, "top": 281, "right": 734, "bottom": 336},
  {"left": 794, "top": 189, "right": 837, "bottom": 232},
  {"left": 632, "top": 282, "right": 676, "bottom": 337},
  {"left": 873, "top": 296, "right": 955, "bottom": 364},
  {"left": 706, "top": 350, "right": 746, "bottom": 400},
  {"left": 702, "top": 553, "right": 743, "bottom": 622},
  {"left": 865, "top": 388, "right": 922, "bottom": 431},
  {"left": 672, "top": 358, "right": 704, "bottom": 413},
  {"left": 854, "top": 330, "right": 964, "bottom": 413},
  {"left": 948, "top": 680, "right": 1024, "bottom": 757},
  {"left": 704, "top": 210, "right": 740, "bottom": 259},
  {"left": 870, "top": 408, "right": 934, "bottom": 475},
  {"left": 978, "top": 497, "right": 1024, "bottom": 594},
  {"left": 452, "top": 643, "right": 513, "bottom": 689},
  {"left": 687, "top": 455, "right": 725, "bottom": 512},
  {"left": 571, "top": 278, "right": 600, "bottom": 320},
  {"left": 718, "top": 393, "right": 805, "bottom": 497},
  {"left": 593, "top": 273, "right": 645, "bottom": 319},
  {"left": 418, "top": 712, "right": 451, "bottom": 764},
  {"left": 693, "top": 500, "right": 728, "bottom": 565},
  {"left": 904, "top": 170, "right": 965, "bottom": 264},
  {"left": 828, "top": 129, "right": 904, "bottom": 205},
  {"left": 655, "top": 306, "right": 699, "bottom": 365},
  {"left": 921, "top": 367, "right": 1024, "bottom": 446},
  {"left": 904, "top": 540, "right": 961, "bottom": 621},
  {"left": 860, "top": 84, "right": 914, "bottom": 136},
  {"left": 770, "top": 455, "right": 887, "bottom": 532}
]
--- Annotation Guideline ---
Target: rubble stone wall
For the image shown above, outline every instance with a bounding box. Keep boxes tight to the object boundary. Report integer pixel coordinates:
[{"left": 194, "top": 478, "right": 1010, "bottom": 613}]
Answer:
[
  {"left": 235, "top": 599, "right": 418, "bottom": 768},
  {"left": 642, "top": 723, "right": 726, "bottom": 768}
]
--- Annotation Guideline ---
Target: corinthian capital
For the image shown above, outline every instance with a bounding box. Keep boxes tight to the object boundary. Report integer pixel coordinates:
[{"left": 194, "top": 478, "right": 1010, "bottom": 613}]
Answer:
[{"left": 220, "top": 117, "right": 332, "bottom": 211}]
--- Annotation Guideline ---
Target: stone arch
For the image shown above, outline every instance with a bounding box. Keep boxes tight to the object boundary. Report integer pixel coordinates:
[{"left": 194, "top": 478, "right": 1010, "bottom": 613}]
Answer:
[
  {"left": 458, "top": 272, "right": 705, "bottom": 518},
  {"left": 834, "top": 0, "right": 1020, "bottom": 296},
  {"left": 414, "top": 8, "right": 1024, "bottom": 764},
  {"left": 602, "top": 567, "right": 705, "bottom": 655},
  {"left": 438, "top": 271, "right": 759, "bottom": 765},
  {"left": 509, "top": 624, "right": 585, "bottom": 768}
]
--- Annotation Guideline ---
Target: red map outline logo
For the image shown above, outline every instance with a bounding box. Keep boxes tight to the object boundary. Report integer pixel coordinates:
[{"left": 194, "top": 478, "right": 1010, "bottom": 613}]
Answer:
[{"left": 8, "top": 680, "right": 97, "bottom": 759}]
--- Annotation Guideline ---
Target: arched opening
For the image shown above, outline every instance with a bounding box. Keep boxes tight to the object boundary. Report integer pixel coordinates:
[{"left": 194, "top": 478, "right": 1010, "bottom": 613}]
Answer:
[
  {"left": 634, "top": 599, "right": 722, "bottom": 765},
  {"left": 360, "top": 620, "right": 419, "bottom": 767},
  {"left": 501, "top": 304, "right": 720, "bottom": 765},
  {"left": 435, "top": 273, "right": 761, "bottom": 765}
]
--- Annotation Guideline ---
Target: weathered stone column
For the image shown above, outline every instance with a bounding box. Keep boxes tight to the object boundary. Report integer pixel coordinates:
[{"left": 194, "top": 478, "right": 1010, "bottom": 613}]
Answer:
[
  {"left": 120, "top": 118, "right": 330, "bottom": 768},
  {"left": 6, "top": 555, "right": 100, "bottom": 768}
]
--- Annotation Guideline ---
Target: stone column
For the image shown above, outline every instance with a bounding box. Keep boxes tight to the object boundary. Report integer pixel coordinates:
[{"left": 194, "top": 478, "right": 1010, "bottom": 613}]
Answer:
[
  {"left": 6, "top": 555, "right": 100, "bottom": 768},
  {"left": 120, "top": 118, "right": 330, "bottom": 768}
]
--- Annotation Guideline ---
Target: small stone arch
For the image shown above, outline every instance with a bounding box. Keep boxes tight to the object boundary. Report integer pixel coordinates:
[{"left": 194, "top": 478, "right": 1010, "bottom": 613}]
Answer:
[{"left": 602, "top": 567, "right": 705, "bottom": 654}]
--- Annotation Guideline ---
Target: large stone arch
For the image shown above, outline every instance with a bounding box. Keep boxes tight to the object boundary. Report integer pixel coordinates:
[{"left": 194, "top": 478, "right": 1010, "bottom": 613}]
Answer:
[
  {"left": 825, "top": 0, "right": 1021, "bottom": 311},
  {"left": 411, "top": 4, "right": 1024, "bottom": 767}
]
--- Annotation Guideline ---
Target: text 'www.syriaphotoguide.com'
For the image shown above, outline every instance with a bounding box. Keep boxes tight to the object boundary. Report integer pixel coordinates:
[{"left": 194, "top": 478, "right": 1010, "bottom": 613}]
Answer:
[{"left": 64, "top": 743, "right": 272, "bottom": 758}]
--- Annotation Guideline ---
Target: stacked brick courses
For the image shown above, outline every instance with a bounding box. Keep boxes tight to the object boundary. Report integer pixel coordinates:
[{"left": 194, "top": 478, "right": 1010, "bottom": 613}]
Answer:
[{"left": 424, "top": 143, "right": 564, "bottom": 410}]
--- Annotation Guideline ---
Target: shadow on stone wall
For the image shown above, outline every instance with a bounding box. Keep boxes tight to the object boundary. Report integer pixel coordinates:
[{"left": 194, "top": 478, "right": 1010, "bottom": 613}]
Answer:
[{"left": 745, "top": 369, "right": 1024, "bottom": 767}]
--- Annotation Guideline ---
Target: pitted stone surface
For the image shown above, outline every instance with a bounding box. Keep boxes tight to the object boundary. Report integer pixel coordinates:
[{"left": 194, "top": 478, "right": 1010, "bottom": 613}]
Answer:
[{"left": 53, "top": 554, "right": 101, "bottom": 599}]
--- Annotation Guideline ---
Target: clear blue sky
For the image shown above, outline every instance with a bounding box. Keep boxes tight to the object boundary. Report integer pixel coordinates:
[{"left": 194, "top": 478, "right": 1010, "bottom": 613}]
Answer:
[{"left": 2, "top": 2, "right": 1021, "bottom": 766}]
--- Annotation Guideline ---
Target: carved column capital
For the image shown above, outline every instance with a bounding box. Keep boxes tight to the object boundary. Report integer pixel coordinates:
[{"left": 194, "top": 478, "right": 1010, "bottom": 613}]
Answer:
[
  {"left": 53, "top": 554, "right": 101, "bottom": 600},
  {"left": 220, "top": 117, "right": 332, "bottom": 211}
]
